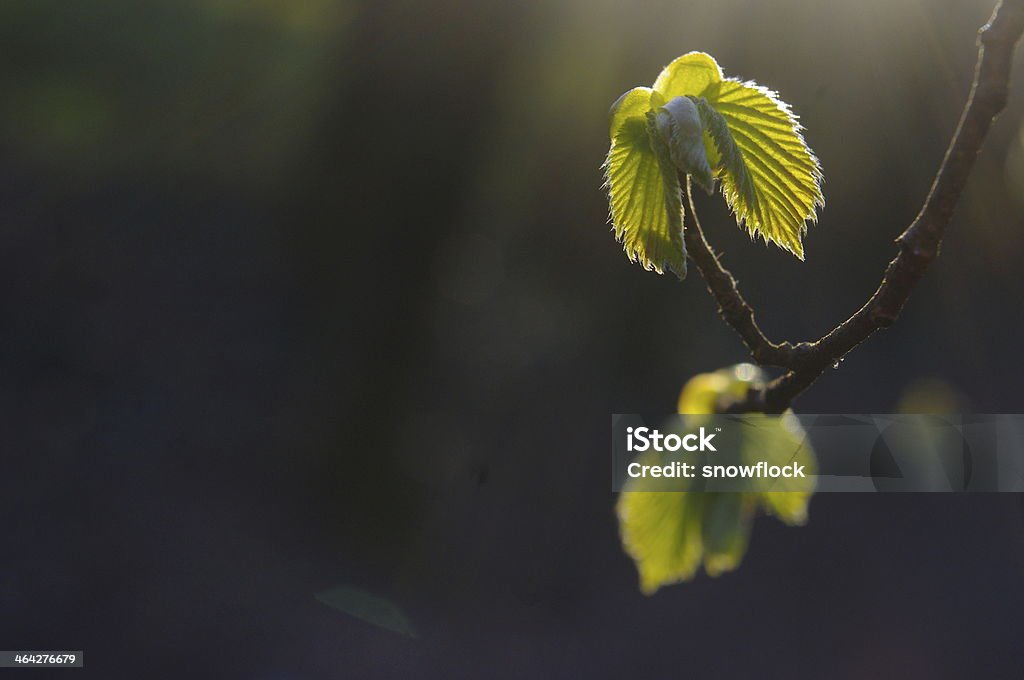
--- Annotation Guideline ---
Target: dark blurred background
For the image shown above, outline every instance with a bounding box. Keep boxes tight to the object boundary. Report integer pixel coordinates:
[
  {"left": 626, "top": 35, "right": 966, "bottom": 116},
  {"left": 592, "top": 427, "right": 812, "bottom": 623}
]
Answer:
[{"left": 2, "top": 0, "right": 1024, "bottom": 677}]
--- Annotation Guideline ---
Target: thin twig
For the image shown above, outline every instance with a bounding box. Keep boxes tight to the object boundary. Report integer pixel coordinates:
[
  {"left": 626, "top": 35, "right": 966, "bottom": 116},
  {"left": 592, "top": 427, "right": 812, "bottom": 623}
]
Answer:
[
  {"left": 681, "top": 178, "right": 799, "bottom": 368},
  {"left": 685, "top": 0, "right": 1024, "bottom": 414}
]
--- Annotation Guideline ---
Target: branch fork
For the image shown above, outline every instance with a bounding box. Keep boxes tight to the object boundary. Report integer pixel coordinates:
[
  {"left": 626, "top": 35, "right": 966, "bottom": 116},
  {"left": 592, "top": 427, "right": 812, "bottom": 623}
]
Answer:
[{"left": 684, "top": 0, "right": 1024, "bottom": 414}]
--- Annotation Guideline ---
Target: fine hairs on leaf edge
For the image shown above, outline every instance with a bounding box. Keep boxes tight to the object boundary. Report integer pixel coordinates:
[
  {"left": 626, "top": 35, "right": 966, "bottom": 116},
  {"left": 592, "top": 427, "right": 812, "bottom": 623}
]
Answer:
[
  {"left": 603, "top": 53, "right": 825, "bottom": 273},
  {"left": 709, "top": 78, "right": 825, "bottom": 259},
  {"left": 602, "top": 113, "right": 687, "bottom": 279}
]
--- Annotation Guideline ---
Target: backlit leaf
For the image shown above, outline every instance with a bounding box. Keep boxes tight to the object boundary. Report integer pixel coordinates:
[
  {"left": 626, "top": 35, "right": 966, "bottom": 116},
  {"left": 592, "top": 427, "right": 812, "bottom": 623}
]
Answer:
[
  {"left": 608, "top": 86, "right": 656, "bottom": 141},
  {"left": 703, "top": 79, "right": 823, "bottom": 258},
  {"left": 603, "top": 112, "right": 686, "bottom": 277},
  {"left": 692, "top": 96, "right": 756, "bottom": 217},
  {"left": 617, "top": 482, "right": 704, "bottom": 594},
  {"left": 652, "top": 51, "right": 723, "bottom": 101},
  {"left": 700, "top": 492, "right": 753, "bottom": 577},
  {"left": 746, "top": 412, "right": 816, "bottom": 524},
  {"left": 603, "top": 51, "right": 823, "bottom": 271}
]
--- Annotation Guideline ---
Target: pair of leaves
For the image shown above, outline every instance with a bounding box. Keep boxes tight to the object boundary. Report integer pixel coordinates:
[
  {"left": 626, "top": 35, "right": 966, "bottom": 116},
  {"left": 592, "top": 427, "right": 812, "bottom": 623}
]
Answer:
[
  {"left": 615, "top": 365, "right": 816, "bottom": 594},
  {"left": 604, "top": 52, "right": 823, "bottom": 277}
]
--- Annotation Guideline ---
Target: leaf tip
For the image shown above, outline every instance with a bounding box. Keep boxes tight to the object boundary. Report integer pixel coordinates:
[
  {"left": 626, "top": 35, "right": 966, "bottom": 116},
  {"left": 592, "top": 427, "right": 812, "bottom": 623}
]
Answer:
[{"left": 668, "top": 257, "right": 687, "bottom": 280}]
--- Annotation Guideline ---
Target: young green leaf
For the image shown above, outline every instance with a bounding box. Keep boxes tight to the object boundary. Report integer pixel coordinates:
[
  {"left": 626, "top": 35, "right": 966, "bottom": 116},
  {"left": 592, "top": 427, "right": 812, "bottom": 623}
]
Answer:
[
  {"left": 603, "top": 51, "right": 823, "bottom": 270},
  {"left": 605, "top": 94, "right": 687, "bottom": 278},
  {"left": 691, "top": 96, "right": 756, "bottom": 221},
  {"left": 617, "top": 485, "right": 704, "bottom": 593},
  {"left": 702, "top": 78, "right": 823, "bottom": 258},
  {"left": 700, "top": 492, "right": 753, "bottom": 577},
  {"left": 652, "top": 51, "right": 723, "bottom": 102}
]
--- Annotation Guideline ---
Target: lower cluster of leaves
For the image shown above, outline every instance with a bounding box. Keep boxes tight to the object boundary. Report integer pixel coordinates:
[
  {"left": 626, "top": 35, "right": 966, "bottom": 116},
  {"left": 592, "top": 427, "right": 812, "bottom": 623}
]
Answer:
[{"left": 615, "top": 365, "right": 816, "bottom": 594}]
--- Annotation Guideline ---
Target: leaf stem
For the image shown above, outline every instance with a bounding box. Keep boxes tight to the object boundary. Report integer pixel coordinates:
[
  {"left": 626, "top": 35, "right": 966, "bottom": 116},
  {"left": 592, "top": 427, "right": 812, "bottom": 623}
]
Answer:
[{"left": 681, "top": 176, "right": 796, "bottom": 369}]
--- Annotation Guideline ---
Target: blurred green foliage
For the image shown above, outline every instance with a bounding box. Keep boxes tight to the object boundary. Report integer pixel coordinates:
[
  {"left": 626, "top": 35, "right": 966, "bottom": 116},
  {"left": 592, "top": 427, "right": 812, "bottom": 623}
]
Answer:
[
  {"left": 0, "top": 0, "right": 350, "bottom": 183},
  {"left": 616, "top": 365, "right": 815, "bottom": 593}
]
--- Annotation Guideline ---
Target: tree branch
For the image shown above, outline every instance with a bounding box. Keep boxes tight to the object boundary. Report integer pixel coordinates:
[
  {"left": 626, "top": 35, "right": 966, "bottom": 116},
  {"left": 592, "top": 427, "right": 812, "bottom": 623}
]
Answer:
[
  {"left": 681, "top": 178, "right": 800, "bottom": 368},
  {"left": 684, "top": 0, "right": 1024, "bottom": 414}
]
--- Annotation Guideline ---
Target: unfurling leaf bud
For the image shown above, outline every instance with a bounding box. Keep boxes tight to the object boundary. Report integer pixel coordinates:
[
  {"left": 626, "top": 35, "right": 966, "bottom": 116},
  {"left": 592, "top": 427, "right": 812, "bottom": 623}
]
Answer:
[
  {"left": 603, "top": 52, "right": 823, "bottom": 269},
  {"left": 653, "top": 96, "right": 714, "bottom": 194}
]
